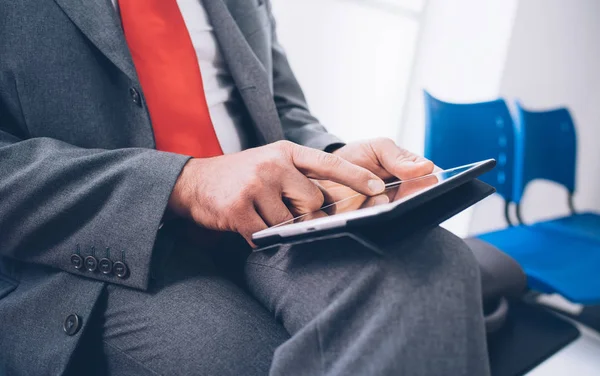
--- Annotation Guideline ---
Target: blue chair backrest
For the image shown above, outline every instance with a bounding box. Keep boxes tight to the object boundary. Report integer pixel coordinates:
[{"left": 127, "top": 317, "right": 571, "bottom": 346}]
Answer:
[
  {"left": 513, "top": 102, "right": 577, "bottom": 204},
  {"left": 423, "top": 91, "right": 516, "bottom": 201}
]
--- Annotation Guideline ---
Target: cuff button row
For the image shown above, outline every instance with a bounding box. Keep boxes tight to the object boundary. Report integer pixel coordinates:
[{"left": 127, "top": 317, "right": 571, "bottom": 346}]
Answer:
[{"left": 70, "top": 246, "right": 129, "bottom": 279}]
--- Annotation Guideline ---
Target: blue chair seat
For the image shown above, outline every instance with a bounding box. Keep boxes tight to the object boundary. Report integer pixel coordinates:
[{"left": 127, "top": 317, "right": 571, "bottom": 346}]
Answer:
[
  {"left": 478, "top": 227, "right": 600, "bottom": 304},
  {"left": 533, "top": 212, "right": 600, "bottom": 242}
]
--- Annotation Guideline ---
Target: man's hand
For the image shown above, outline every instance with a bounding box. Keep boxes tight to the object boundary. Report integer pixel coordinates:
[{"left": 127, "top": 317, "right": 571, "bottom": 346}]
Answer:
[
  {"left": 332, "top": 138, "right": 435, "bottom": 181},
  {"left": 168, "top": 141, "right": 385, "bottom": 245}
]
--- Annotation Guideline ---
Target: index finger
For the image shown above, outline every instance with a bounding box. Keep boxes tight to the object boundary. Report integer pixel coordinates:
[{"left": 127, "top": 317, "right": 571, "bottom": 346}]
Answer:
[{"left": 288, "top": 145, "right": 385, "bottom": 196}]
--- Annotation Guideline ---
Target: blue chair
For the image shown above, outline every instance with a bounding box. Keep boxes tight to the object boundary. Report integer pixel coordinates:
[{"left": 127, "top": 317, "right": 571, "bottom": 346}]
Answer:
[
  {"left": 513, "top": 102, "right": 600, "bottom": 242},
  {"left": 423, "top": 91, "right": 515, "bottom": 223},
  {"left": 423, "top": 91, "right": 600, "bottom": 304}
]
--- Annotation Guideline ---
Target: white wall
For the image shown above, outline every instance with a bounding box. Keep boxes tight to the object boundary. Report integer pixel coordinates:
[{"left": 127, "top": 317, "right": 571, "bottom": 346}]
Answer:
[
  {"left": 469, "top": 0, "right": 600, "bottom": 234},
  {"left": 271, "top": 0, "right": 420, "bottom": 143},
  {"left": 400, "top": 0, "right": 519, "bottom": 237}
]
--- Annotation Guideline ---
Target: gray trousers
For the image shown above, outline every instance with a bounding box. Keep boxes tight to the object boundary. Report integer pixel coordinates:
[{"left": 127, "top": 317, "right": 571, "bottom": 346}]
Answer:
[{"left": 68, "top": 227, "right": 491, "bottom": 376}]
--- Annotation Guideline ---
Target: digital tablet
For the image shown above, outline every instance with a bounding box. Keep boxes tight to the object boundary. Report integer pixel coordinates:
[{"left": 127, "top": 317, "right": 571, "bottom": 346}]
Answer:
[{"left": 252, "top": 159, "right": 496, "bottom": 247}]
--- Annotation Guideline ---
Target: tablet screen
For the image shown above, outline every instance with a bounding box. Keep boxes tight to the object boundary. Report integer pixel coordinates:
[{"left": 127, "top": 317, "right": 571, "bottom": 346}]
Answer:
[{"left": 273, "top": 163, "right": 476, "bottom": 227}]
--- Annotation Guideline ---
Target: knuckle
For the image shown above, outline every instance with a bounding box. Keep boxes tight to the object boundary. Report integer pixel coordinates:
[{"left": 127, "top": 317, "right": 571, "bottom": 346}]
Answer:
[
  {"left": 236, "top": 219, "right": 252, "bottom": 235},
  {"left": 318, "top": 152, "right": 343, "bottom": 169},
  {"left": 226, "top": 201, "right": 241, "bottom": 217},
  {"left": 241, "top": 178, "right": 264, "bottom": 197},
  {"left": 256, "top": 155, "right": 284, "bottom": 174},
  {"left": 281, "top": 211, "right": 294, "bottom": 223},
  {"left": 290, "top": 143, "right": 307, "bottom": 159},
  {"left": 273, "top": 140, "right": 294, "bottom": 153},
  {"left": 229, "top": 193, "right": 253, "bottom": 214},
  {"left": 214, "top": 208, "right": 237, "bottom": 232},
  {"left": 300, "top": 182, "right": 325, "bottom": 212},
  {"left": 378, "top": 138, "right": 400, "bottom": 154},
  {"left": 308, "top": 190, "right": 325, "bottom": 211},
  {"left": 237, "top": 216, "right": 266, "bottom": 239},
  {"left": 396, "top": 149, "right": 420, "bottom": 162},
  {"left": 272, "top": 208, "right": 293, "bottom": 225}
]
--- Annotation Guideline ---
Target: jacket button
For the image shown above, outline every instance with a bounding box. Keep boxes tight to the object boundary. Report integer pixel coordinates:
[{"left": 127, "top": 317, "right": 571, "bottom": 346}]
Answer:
[
  {"left": 70, "top": 254, "right": 84, "bottom": 270},
  {"left": 63, "top": 314, "right": 82, "bottom": 336},
  {"left": 99, "top": 258, "right": 113, "bottom": 275},
  {"left": 129, "top": 87, "right": 142, "bottom": 107},
  {"left": 113, "top": 261, "right": 129, "bottom": 279},
  {"left": 84, "top": 256, "right": 98, "bottom": 272}
]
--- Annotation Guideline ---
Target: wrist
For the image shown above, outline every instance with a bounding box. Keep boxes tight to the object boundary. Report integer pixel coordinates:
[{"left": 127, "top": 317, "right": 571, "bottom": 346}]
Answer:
[{"left": 167, "top": 158, "right": 200, "bottom": 220}]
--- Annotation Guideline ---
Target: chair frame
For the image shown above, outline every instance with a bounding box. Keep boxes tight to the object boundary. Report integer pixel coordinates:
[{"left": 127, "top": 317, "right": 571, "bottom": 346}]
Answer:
[{"left": 515, "top": 192, "right": 577, "bottom": 225}]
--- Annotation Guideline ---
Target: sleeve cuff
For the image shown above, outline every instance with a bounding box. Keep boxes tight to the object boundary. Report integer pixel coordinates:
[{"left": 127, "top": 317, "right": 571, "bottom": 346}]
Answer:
[
  {"left": 285, "top": 125, "right": 345, "bottom": 151},
  {"left": 64, "top": 150, "right": 191, "bottom": 291}
]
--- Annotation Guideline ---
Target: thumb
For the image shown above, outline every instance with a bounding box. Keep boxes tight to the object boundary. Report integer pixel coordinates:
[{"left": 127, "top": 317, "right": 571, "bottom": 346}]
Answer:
[{"left": 373, "top": 139, "right": 434, "bottom": 180}]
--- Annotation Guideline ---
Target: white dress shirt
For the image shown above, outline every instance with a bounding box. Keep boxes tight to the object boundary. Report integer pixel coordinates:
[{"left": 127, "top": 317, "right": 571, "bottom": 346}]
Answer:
[{"left": 113, "top": 0, "right": 251, "bottom": 154}]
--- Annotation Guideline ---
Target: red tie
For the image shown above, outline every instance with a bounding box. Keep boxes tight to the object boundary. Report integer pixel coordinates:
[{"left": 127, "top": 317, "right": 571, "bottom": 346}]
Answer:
[{"left": 119, "top": 0, "right": 223, "bottom": 158}]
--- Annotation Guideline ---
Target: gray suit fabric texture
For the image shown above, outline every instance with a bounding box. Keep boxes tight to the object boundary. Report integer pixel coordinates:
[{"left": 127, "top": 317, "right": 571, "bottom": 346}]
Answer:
[{"left": 0, "top": 0, "right": 490, "bottom": 375}]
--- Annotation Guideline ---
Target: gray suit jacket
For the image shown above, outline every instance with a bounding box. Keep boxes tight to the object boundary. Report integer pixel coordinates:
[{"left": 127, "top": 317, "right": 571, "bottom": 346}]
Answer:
[{"left": 0, "top": 0, "right": 343, "bottom": 373}]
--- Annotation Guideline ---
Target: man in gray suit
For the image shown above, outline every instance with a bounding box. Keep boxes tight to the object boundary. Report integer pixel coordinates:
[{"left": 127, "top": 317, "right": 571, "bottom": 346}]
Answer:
[{"left": 0, "top": 0, "right": 490, "bottom": 375}]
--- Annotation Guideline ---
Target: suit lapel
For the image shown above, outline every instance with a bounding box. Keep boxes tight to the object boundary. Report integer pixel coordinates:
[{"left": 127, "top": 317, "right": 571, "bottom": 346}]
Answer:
[
  {"left": 202, "top": 0, "right": 284, "bottom": 144},
  {"left": 53, "top": 0, "right": 138, "bottom": 82}
]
